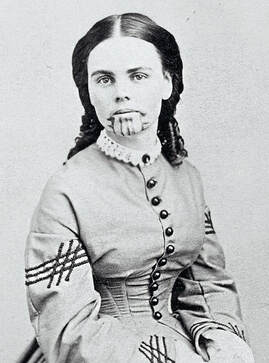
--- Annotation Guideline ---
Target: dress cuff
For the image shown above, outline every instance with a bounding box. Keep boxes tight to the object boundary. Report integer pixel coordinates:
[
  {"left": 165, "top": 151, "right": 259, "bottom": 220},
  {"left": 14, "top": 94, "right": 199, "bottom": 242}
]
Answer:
[{"left": 191, "top": 320, "right": 247, "bottom": 358}]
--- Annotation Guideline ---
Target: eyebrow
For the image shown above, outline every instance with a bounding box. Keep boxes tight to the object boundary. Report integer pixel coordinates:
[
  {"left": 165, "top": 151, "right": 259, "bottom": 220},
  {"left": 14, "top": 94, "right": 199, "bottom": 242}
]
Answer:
[{"left": 90, "top": 67, "right": 153, "bottom": 78}]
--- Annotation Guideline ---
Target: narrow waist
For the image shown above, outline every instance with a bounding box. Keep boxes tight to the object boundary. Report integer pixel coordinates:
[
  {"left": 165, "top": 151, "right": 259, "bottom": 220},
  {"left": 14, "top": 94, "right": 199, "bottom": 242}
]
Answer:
[{"left": 94, "top": 275, "right": 177, "bottom": 317}]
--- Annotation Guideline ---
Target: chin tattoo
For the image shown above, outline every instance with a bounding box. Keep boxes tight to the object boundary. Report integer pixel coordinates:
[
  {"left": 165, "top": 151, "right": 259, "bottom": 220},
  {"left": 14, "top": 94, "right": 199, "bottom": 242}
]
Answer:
[{"left": 107, "top": 112, "right": 151, "bottom": 136}]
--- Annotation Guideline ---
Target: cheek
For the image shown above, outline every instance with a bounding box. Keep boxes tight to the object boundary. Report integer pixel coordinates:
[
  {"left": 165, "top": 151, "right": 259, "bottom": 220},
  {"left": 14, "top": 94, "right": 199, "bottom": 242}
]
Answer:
[
  {"left": 88, "top": 86, "right": 100, "bottom": 108},
  {"left": 88, "top": 94, "right": 107, "bottom": 127},
  {"left": 142, "top": 78, "right": 165, "bottom": 103},
  {"left": 141, "top": 85, "right": 164, "bottom": 111},
  {"left": 89, "top": 88, "right": 110, "bottom": 115}
]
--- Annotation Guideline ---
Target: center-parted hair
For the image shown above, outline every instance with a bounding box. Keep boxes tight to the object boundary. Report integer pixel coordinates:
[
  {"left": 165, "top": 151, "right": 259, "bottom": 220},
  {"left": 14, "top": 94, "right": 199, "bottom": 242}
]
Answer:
[{"left": 68, "top": 13, "right": 187, "bottom": 166}]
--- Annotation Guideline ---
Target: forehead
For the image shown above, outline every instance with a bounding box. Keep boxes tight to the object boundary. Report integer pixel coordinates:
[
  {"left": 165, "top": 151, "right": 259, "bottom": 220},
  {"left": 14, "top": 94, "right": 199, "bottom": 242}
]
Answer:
[{"left": 87, "top": 36, "right": 163, "bottom": 72}]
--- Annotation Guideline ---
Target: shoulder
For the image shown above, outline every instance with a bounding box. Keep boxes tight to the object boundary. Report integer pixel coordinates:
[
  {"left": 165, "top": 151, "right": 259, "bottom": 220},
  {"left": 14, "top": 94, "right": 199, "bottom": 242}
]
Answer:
[
  {"left": 30, "top": 144, "right": 105, "bottom": 231},
  {"left": 173, "top": 158, "right": 205, "bottom": 206},
  {"left": 34, "top": 144, "right": 105, "bottom": 212},
  {"left": 178, "top": 158, "right": 203, "bottom": 185},
  {"left": 44, "top": 143, "right": 106, "bottom": 192}
]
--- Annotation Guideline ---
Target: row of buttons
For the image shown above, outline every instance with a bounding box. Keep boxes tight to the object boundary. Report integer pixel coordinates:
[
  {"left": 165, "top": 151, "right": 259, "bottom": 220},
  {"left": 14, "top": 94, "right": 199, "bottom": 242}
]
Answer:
[{"left": 146, "top": 176, "right": 176, "bottom": 320}]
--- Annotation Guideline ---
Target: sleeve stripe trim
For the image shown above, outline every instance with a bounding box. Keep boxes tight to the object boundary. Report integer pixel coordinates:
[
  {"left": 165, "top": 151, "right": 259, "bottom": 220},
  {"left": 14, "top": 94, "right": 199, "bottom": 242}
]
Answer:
[
  {"left": 190, "top": 321, "right": 246, "bottom": 342},
  {"left": 25, "top": 259, "right": 89, "bottom": 286},
  {"left": 25, "top": 238, "right": 81, "bottom": 273},
  {"left": 25, "top": 251, "right": 87, "bottom": 277},
  {"left": 25, "top": 239, "right": 90, "bottom": 288},
  {"left": 204, "top": 209, "right": 216, "bottom": 234}
]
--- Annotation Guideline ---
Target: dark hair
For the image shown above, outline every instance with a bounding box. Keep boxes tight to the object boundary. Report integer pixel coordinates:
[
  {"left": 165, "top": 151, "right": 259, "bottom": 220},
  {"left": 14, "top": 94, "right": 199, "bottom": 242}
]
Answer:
[{"left": 67, "top": 13, "right": 187, "bottom": 166}]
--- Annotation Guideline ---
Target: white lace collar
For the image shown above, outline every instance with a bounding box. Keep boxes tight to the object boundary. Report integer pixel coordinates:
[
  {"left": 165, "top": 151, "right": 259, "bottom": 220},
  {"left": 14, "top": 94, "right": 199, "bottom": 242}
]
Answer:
[{"left": 96, "top": 129, "right": 162, "bottom": 167}]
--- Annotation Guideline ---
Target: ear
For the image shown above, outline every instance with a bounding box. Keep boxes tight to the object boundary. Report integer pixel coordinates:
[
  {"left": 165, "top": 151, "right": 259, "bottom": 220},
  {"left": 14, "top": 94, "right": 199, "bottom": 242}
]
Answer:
[{"left": 162, "top": 71, "right": 173, "bottom": 100}]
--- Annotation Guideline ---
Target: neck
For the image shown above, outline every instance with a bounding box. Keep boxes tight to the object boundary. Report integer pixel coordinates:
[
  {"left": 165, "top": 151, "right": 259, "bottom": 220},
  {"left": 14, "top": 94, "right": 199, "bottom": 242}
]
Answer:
[{"left": 105, "top": 123, "right": 159, "bottom": 151}]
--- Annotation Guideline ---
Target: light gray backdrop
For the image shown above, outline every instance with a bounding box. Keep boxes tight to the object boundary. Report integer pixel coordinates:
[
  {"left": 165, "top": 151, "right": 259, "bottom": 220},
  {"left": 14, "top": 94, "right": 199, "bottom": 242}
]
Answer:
[{"left": 1, "top": 1, "right": 268, "bottom": 362}]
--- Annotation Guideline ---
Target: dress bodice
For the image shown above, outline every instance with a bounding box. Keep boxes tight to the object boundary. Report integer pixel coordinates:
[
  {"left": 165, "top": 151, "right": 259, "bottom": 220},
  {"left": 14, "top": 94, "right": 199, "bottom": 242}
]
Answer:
[
  {"left": 94, "top": 273, "right": 191, "bottom": 342},
  {"left": 24, "top": 140, "right": 247, "bottom": 363},
  {"left": 70, "top": 143, "right": 204, "bottom": 278},
  {"left": 95, "top": 274, "right": 177, "bottom": 318},
  {"left": 61, "top": 143, "right": 204, "bottom": 328}
]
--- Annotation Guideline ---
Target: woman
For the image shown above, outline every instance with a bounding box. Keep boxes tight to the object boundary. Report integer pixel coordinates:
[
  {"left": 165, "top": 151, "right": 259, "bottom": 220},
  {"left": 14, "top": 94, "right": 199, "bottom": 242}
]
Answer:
[{"left": 24, "top": 13, "right": 255, "bottom": 363}]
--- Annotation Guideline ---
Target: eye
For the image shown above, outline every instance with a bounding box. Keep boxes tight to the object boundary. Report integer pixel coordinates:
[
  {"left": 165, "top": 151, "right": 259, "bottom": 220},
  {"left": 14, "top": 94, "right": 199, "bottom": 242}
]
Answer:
[
  {"left": 132, "top": 73, "right": 148, "bottom": 81},
  {"left": 97, "top": 76, "right": 113, "bottom": 85}
]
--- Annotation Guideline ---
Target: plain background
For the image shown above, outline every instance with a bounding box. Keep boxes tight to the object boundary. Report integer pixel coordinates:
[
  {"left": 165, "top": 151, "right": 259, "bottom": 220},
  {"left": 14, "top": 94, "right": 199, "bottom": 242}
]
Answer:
[{"left": 1, "top": 1, "right": 269, "bottom": 362}]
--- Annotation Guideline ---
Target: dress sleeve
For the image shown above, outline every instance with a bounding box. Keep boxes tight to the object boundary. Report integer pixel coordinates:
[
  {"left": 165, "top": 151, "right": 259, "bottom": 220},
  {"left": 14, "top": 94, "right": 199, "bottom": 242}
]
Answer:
[
  {"left": 171, "top": 169, "right": 249, "bottom": 359},
  {"left": 24, "top": 175, "right": 144, "bottom": 363}
]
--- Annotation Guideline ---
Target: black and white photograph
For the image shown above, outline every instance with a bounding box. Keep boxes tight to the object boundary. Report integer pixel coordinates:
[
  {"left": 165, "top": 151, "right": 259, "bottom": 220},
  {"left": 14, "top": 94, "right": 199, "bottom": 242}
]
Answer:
[{"left": 1, "top": 1, "right": 268, "bottom": 362}]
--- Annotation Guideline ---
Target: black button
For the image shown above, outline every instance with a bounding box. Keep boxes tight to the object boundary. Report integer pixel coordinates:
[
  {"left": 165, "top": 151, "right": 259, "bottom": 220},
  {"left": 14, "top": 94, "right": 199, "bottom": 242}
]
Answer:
[
  {"left": 166, "top": 244, "right": 175, "bottom": 254},
  {"left": 142, "top": 154, "right": 151, "bottom": 164},
  {"left": 150, "top": 282, "right": 159, "bottom": 291},
  {"left": 158, "top": 258, "right": 167, "bottom": 267},
  {"left": 154, "top": 311, "right": 162, "bottom": 320},
  {"left": 165, "top": 227, "right": 174, "bottom": 236},
  {"left": 152, "top": 270, "right": 161, "bottom": 280},
  {"left": 147, "top": 178, "right": 157, "bottom": 189},
  {"left": 151, "top": 196, "right": 161, "bottom": 206},
  {"left": 160, "top": 210, "right": 169, "bottom": 219},
  {"left": 150, "top": 297, "right": 159, "bottom": 306},
  {"left": 176, "top": 280, "right": 185, "bottom": 292}
]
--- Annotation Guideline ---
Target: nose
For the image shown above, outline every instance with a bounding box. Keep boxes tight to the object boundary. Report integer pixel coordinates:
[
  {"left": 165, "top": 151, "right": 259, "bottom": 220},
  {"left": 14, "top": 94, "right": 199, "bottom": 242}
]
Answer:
[{"left": 114, "top": 79, "right": 130, "bottom": 102}]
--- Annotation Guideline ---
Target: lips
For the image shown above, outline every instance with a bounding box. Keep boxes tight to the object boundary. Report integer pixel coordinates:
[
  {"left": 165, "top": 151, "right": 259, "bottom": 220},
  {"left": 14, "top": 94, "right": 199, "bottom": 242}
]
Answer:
[
  {"left": 107, "top": 109, "right": 146, "bottom": 121},
  {"left": 113, "top": 109, "right": 138, "bottom": 115}
]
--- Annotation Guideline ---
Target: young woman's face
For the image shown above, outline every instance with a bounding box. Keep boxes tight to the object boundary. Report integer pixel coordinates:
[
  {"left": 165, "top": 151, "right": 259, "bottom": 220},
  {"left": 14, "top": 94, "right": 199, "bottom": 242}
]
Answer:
[{"left": 87, "top": 36, "right": 172, "bottom": 136}]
